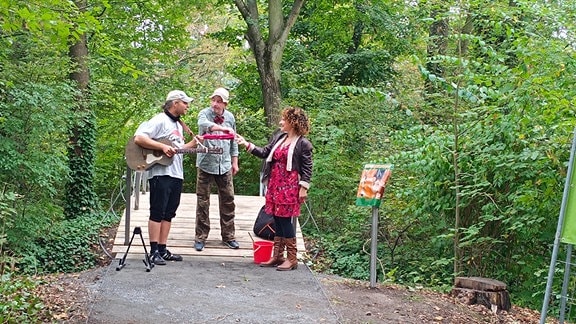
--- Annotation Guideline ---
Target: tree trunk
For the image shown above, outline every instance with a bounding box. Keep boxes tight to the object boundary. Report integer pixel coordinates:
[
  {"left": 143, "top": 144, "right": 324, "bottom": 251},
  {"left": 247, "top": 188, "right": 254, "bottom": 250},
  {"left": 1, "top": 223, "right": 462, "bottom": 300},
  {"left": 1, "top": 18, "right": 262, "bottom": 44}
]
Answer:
[
  {"left": 425, "top": 9, "right": 448, "bottom": 93},
  {"left": 458, "top": 14, "right": 474, "bottom": 57},
  {"left": 65, "top": 0, "right": 98, "bottom": 219},
  {"left": 452, "top": 277, "right": 511, "bottom": 311},
  {"left": 234, "top": 0, "right": 305, "bottom": 128},
  {"left": 69, "top": 37, "right": 89, "bottom": 91},
  {"left": 260, "top": 60, "right": 282, "bottom": 126}
]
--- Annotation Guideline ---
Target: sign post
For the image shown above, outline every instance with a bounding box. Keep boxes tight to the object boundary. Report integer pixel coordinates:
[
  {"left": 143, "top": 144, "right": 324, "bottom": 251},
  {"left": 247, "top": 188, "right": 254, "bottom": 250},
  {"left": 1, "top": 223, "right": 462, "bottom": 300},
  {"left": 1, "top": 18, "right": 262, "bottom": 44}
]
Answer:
[
  {"left": 541, "top": 127, "right": 576, "bottom": 324},
  {"left": 355, "top": 163, "right": 393, "bottom": 288}
]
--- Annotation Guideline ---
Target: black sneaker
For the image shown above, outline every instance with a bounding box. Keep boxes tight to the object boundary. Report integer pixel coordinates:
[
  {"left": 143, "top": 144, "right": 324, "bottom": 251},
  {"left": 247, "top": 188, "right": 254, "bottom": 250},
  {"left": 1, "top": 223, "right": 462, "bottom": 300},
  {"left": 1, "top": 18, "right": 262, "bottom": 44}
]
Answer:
[
  {"left": 162, "top": 249, "right": 183, "bottom": 261},
  {"left": 224, "top": 240, "right": 240, "bottom": 249},
  {"left": 150, "top": 251, "right": 166, "bottom": 265}
]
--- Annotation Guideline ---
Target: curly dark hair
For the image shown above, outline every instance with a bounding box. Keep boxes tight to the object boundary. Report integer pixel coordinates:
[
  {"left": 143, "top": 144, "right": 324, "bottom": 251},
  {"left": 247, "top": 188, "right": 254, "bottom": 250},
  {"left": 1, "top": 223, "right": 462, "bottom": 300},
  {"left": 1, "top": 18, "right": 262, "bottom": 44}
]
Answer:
[{"left": 282, "top": 107, "right": 310, "bottom": 136}]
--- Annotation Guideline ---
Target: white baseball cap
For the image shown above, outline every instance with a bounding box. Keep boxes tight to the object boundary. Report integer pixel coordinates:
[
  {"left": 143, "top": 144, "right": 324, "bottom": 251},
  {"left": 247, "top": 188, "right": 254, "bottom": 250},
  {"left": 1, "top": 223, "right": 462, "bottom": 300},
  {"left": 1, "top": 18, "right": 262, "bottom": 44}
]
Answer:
[
  {"left": 166, "top": 90, "right": 193, "bottom": 103},
  {"left": 210, "top": 87, "right": 229, "bottom": 103}
]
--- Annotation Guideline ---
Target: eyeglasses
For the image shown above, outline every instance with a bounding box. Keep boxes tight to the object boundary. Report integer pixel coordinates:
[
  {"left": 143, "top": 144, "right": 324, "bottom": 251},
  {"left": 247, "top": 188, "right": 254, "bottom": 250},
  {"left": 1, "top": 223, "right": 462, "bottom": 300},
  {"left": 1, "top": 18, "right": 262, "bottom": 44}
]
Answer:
[
  {"left": 214, "top": 115, "right": 224, "bottom": 124},
  {"left": 180, "top": 101, "right": 190, "bottom": 106}
]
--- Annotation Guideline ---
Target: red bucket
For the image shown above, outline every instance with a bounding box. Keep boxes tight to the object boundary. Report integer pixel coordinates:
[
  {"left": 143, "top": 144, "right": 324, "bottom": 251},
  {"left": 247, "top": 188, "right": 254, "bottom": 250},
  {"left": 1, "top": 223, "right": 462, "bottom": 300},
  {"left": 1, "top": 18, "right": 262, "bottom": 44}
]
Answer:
[{"left": 253, "top": 241, "right": 273, "bottom": 264}]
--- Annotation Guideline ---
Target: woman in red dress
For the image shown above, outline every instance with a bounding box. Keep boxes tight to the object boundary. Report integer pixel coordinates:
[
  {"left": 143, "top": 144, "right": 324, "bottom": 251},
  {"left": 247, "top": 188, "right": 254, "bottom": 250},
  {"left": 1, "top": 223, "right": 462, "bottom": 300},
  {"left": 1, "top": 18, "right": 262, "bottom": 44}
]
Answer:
[{"left": 236, "top": 107, "right": 313, "bottom": 270}]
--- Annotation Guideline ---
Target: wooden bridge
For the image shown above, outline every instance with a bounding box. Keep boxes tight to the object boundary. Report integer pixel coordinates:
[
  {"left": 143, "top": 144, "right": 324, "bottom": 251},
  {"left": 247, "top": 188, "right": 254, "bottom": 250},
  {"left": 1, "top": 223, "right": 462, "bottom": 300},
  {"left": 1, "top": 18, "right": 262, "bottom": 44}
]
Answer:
[{"left": 111, "top": 191, "right": 306, "bottom": 260}]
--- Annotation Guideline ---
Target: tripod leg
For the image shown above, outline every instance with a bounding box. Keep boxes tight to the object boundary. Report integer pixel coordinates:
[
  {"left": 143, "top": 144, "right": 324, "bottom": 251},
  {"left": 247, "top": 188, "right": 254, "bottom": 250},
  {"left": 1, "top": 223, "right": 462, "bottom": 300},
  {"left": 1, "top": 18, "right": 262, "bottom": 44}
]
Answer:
[
  {"left": 139, "top": 230, "right": 153, "bottom": 272},
  {"left": 116, "top": 230, "right": 137, "bottom": 271}
]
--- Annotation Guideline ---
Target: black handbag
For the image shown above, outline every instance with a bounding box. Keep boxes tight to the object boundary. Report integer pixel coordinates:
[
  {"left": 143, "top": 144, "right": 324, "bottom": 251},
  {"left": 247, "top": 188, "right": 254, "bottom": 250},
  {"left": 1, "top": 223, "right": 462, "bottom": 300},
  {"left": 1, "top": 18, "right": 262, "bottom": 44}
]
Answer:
[{"left": 253, "top": 206, "right": 276, "bottom": 240}]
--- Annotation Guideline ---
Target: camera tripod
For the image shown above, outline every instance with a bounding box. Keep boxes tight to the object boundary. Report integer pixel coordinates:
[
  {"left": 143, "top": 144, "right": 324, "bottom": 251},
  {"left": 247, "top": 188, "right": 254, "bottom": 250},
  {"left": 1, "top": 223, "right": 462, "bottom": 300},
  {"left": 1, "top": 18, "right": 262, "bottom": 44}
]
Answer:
[{"left": 116, "top": 226, "right": 154, "bottom": 272}]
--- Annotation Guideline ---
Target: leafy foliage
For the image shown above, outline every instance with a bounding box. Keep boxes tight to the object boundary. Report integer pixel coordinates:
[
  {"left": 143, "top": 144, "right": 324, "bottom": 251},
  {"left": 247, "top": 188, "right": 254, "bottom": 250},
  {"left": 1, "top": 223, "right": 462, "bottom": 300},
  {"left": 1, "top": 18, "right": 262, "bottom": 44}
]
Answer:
[
  {"left": 65, "top": 109, "right": 100, "bottom": 219},
  {"left": 383, "top": 0, "right": 576, "bottom": 309},
  {"left": 0, "top": 274, "right": 44, "bottom": 323},
  {"left": 17, "top": 213, "right": 117, "bottom": 274}
]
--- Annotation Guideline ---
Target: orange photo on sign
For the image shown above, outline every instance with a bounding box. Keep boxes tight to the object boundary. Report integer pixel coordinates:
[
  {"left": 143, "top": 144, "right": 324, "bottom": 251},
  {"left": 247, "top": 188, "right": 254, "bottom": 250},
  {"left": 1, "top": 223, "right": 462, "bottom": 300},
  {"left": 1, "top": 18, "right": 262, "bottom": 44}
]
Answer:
[{"left": 356, "top": 164, "right": 393, "bottom": 207}]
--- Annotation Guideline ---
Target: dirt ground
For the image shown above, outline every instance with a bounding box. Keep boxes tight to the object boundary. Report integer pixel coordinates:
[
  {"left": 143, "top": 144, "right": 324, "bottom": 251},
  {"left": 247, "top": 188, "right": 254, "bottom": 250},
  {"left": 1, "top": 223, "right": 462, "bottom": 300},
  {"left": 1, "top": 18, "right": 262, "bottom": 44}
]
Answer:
[
  {"left": 316, "top": 274, "right": 547, "bottom": 323},
  {"left": 33, "top": 227, "right": 552, "bottom": 323},
  {"left": 34, "top": 267, "right": 549, "bottom": 323}
]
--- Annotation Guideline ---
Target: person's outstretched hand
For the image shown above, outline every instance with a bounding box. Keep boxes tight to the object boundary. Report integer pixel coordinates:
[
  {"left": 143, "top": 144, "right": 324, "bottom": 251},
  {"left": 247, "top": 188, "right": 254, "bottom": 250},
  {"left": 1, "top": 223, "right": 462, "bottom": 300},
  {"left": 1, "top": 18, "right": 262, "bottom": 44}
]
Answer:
[
  {"left": 235, "top": 134, "right": 248, "bottom": 146},
  {"left": 222, "top": 127, "right": 235, "bottom": 136}
]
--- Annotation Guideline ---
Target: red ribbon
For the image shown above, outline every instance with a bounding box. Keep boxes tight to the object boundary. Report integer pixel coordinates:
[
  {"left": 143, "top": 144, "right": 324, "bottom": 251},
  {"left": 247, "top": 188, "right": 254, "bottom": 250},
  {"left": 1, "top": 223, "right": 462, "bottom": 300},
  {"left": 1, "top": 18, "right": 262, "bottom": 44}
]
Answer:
[{"left": 202, "top": 133, "right": 235, "bottom": 140}]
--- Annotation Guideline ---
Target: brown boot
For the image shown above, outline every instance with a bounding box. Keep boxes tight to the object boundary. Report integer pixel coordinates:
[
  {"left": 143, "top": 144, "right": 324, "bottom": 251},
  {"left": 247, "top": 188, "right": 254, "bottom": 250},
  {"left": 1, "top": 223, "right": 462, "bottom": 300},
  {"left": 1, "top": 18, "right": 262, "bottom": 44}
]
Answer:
[
  {"left": 260, "top": 237, "right": 285, "bottom": 267},
  {"left": 277, "top": 237, "right": 298, "bottom": 271}
]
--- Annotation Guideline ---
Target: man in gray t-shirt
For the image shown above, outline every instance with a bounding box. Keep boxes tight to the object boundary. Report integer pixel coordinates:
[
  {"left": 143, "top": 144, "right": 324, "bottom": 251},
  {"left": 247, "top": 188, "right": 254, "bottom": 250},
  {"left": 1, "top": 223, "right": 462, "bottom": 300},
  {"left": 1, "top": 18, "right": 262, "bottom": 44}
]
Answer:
[{"left": 134, "top": 90, "right": 199, "bottom": 265}]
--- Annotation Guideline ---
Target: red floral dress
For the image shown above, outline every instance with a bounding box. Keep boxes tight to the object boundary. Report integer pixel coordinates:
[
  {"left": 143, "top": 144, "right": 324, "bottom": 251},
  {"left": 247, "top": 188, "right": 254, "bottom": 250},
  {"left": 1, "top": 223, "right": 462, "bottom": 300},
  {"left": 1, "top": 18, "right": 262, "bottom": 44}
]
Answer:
[{"left": 265, "top": 145, "right": 300, "bottom": 218}]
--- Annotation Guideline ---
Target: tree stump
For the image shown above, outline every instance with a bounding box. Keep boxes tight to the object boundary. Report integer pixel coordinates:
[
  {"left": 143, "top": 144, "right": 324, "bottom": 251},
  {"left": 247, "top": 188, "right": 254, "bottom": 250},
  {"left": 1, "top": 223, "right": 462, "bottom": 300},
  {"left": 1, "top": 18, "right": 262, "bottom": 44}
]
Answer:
[{"left": 452, "top": 277, "right": 511, "bottom": 311}]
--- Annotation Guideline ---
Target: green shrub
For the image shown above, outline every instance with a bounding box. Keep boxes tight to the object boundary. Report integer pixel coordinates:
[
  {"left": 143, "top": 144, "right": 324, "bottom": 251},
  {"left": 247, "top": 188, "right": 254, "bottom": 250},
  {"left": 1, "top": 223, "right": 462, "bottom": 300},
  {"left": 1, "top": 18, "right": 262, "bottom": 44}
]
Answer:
[
  {"left": 18, "top": 212, "right": 117, "bottom": 274},
  {"left": 0, "top": 273, "right": 45, "bottom": 323}
]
